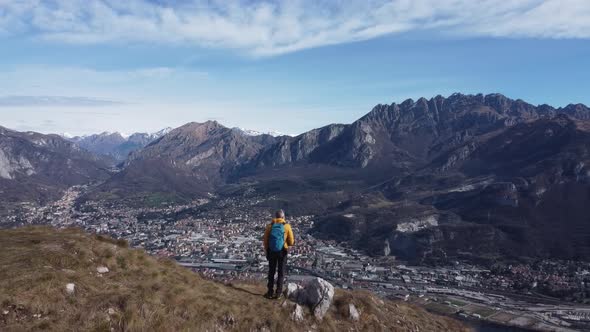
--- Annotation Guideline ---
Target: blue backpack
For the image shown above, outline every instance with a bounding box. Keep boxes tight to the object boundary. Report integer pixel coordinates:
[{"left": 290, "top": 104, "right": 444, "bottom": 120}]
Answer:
[{"left": 269, "top": 223, "right": 285, "bottom": 252}]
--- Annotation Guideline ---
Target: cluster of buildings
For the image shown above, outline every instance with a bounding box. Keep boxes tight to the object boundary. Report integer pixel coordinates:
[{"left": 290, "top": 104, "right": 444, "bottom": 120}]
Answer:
[{"left": 484, "top": 261, "right": 590, "bottom": 302}]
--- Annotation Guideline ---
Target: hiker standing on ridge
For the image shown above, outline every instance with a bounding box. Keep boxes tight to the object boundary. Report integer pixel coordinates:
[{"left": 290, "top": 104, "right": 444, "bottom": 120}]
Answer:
[{"left": 263, "top": 209, "right": 295, "bottom": 299}]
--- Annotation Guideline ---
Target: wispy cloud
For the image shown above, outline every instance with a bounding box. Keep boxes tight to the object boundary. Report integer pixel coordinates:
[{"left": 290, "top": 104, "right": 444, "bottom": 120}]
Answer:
[
  {"left": 0, "top": 95, "right": 123, "bottom": 107},
  {"left": 0, "top": 1, "right": 588, "bottom": 56},
  {"left": 0, "top": 65, "right": 208, "bottom": 104}
]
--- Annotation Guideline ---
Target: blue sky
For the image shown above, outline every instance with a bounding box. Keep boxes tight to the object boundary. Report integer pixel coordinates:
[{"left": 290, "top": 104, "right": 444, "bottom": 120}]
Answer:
[{"left": 0, "top": 0, "right": 589, "bottom": 136}]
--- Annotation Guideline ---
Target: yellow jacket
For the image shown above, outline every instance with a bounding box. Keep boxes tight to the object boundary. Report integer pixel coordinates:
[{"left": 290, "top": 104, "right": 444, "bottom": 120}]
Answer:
[{"left": 263, "top": 218, "right": 295, "bottom": 251}]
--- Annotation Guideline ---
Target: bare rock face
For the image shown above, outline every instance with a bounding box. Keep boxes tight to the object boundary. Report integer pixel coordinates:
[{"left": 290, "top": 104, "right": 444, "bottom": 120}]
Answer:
[
  {"left": 383, "top": 239, "right": 391, "bottom": 256},
  {"left": 252, "top": 124, "right": 347, "bottom": 167}
]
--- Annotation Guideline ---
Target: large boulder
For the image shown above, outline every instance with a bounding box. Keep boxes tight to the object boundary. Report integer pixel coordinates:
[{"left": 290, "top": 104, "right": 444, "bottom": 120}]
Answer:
[{"left": 284, "top": 278, "right": 335, "bottom": 320}]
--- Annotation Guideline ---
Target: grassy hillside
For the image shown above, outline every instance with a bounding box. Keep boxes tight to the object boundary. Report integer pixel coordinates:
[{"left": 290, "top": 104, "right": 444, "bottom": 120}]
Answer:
[{"left": 0, "top": 227, "right": 468, "bottom": 331}]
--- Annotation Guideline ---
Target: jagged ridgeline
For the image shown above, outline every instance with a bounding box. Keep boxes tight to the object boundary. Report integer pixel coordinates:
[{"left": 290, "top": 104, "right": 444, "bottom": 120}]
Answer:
[{"left": 0, "top": 227, "right": 467, "bottom": 331}]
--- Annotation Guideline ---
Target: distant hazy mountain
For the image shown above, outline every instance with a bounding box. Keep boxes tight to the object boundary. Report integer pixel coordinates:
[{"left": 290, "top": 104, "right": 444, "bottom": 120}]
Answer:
[
  {"left": 85, "top": 92, "right": 590, "bottom": 263},
  {"left": 0, "top": 126, "right": 111, "bottom": 214},
  {"left": 67, "top": 128, "right": 172, "bottom": 162}
]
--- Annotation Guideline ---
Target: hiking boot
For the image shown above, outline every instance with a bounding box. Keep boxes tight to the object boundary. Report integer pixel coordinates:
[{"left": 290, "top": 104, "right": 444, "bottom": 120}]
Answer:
[
  {"left": 273, "top": 292, "right": 284, "bottom": 300},
  {"left": 264, "top": 291, "right": 274, "bottom": 299}
]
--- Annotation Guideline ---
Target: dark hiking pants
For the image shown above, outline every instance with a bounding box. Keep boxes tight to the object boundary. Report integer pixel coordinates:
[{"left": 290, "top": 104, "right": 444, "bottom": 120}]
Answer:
[{"left": 267, "top": 249, "right": 288, "bottom": 294}]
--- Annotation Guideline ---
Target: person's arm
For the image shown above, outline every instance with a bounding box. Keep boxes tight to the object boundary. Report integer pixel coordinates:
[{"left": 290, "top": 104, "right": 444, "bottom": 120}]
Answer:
[
  {"left": 263, "top": 224, "right": 270, "bottom": 252},
  {"left": 286, "top": 224, "right": 295, "bottom": 247}
]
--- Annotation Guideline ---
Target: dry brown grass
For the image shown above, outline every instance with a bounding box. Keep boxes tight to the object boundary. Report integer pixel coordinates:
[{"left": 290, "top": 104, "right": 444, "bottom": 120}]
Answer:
[{"left": 0, "top": 226, "right": 469, "bottom": 332}]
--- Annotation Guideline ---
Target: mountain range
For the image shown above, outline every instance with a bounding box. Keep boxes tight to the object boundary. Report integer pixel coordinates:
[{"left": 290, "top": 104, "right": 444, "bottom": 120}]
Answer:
[
  {"left": 65, "top": 127, "right": 288, "bottom": 164},
  {"left": 3, "top": 92, "right": 590, "bottom": 264},
  {"left": 66, "top": 128, "right": 172, "bottom": 163}
]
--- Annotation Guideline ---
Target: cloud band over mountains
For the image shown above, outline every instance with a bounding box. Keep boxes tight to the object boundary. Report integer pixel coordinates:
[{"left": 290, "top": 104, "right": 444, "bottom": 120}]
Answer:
[
  {"left": 0, "top": 95, "right": 123, "bottom": 107},
  {"left": 0, "top": 0, "right": 589, "bottom": 56}
]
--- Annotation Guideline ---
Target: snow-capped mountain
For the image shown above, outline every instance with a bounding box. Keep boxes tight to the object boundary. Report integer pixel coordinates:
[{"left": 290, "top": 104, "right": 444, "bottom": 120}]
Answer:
[
  {"left": 233, "top": 127, "right": 291, "bottom": 137},
  {"left": 148, "top": 127, "right": 173, "bottom": 139}
]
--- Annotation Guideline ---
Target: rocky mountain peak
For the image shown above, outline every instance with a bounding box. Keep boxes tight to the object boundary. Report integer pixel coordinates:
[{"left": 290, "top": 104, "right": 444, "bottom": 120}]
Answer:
[
  {"left": 561, "top": 103, "right": 590, "bottom": 120},
  {"left": 170, "top": 121, "right": 226, "bottom": 139}
]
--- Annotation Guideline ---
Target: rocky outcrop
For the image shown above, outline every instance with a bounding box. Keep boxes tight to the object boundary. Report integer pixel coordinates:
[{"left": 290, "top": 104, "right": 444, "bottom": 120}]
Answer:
[
  {"left": 306, "top": 278, "right": 335, "bottom": 320},
  {"left": 252, "top": 124, "right": 347, "bottom": 167},
  {"left": 0, "top": 148, "right": 35, "bottom": 179},
  {"left": 396, "top": 215, "right": 439, "bottom": 233}
]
